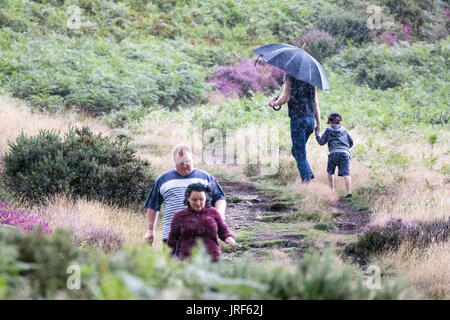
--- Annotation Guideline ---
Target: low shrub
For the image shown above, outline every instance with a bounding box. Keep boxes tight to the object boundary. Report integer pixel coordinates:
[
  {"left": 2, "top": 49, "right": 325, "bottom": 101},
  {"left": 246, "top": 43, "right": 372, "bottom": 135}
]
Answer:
[
  {"left": 207, "top": 59, "right": 284, "bottom": 98},
  {"left": 378, "top": 22, "right": 413, "bottom": 45},
  {"left": 243, "top": 163, "right": 261, "bottom": 177},
  {"left": 355, "top": 63, "right": 405, "bottom": 90},
  {"left": 317, "top": 11, "right": 372, "bottom": 46},
  {"left": 0, "top": 201, "right": 51, "bottom": 233},
  {"left": 354, "top": 217, "right": 450, "bottom": 257},
  {"left": 0, "top": 227, "right": 83, "bottom": 299},
  {"left": 266, "top": 3, "right": 315, "bottom": 42},
  {"left": 0, "top": 229, "right": 407, "bottom": 299},
  {"left": 380, "top": 0, "right": 443, "bottom": 37},
  {"left": 0, "top": 8, "right": 29, "bottom": 33},
  {"left": 330, "top": 42, "right": 443, "bottom": 90},
  {"left": 377, "top": 32, "right": 398, "bottom": 46},
  {"left": 73, "top": 225, "right": 124, "bottom": 253},
  {"left": 92, "top": 246, "right": 407, "bottom": 299},
  {"left": 293, "top": 29, "right": 339, "bottom": 62},
  {"left": 1, "top": 126, "right": 154, "bottom": 207}
]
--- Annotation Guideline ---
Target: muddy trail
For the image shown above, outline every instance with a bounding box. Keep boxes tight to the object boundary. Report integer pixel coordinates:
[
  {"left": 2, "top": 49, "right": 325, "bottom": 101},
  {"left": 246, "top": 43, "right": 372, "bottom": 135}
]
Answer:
[
  {"left": 218, "top": 178, "right": 306, "bottom": 261},
  {"left": 218, "top": 177, "right": 371, "bottom": 262},
  {"left": 331, "top": 199, "right": 371, "bottom": 235}
]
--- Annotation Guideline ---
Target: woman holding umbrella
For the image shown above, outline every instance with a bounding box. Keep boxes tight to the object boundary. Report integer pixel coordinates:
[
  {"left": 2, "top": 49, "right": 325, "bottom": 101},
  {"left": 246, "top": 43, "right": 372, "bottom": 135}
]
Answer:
[
  {"left": 253, "top": 43, "right": 329, "bottom": 183},
  {"left": 269, "top": 74, "right": 321, "bottom": 183}
]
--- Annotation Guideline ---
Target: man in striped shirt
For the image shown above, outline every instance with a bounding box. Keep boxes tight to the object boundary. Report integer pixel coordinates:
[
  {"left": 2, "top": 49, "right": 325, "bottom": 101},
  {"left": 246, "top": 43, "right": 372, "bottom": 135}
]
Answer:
[{"left": 144, "top": 145, "right": 227, "bottom": 245}]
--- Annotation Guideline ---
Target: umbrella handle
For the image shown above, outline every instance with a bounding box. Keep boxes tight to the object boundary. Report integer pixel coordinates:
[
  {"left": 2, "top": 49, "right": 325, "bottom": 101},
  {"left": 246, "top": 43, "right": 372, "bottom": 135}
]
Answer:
[
  {"left": 254, "top": 55, "right": 261, "bottom": 66},
  {"left": 270, "top": 84, "right": 284, "bottom": 111}
]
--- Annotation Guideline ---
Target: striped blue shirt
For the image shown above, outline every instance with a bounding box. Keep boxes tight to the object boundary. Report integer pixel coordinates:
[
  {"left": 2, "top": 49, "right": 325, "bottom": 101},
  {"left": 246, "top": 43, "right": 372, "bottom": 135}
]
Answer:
[{"left": 144, "top": 168, "right": 226, "bottom": 240}]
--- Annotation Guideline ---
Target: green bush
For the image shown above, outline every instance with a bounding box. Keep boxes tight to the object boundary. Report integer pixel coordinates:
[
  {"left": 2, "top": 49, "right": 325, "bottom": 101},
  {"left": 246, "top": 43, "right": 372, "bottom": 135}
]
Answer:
[
  {"left": 90, "top": 245, "right": 407, "bottom": 299},
  {"left": 317, "top": 10, "right": 372, "bottom": 46},
  {"left": 0, "top": 227, "right": 83, "bottom": 299},
  {"left": 274, "top": 158, "right": 298, "bottom": 186},
  {"left": 0, "top": 9, "right": 29, "bottom": 32},
  {"left": 293, "top": 29, "right": 339, "bottom": 62},
  {"left": 355, "top": 63, "right": 405, "bottom": 90},
  {"left": 380, "top": 0, "right": 443, "bottom": 37},
  {"left": 354, "top": 217, "right": 450, "bottom": 257},
  {"left": 1, "top": 126, "right": 154, "bottom": 207},
  {"left": 0, "top": 229, "right": 407, "bottom": 299},
  {"left": 330, "top": 40, "right": 449, "bottom": 91}
]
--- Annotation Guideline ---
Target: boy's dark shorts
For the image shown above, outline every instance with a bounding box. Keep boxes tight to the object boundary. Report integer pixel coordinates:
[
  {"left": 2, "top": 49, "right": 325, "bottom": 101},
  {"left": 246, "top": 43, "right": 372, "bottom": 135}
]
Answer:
[{"left": 327, "top": 152, "right": 350, "bottom": 176}]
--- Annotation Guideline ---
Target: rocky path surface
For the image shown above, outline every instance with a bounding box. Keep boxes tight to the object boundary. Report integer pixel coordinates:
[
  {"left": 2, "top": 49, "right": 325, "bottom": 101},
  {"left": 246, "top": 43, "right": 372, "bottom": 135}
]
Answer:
[
  {"left": 217, "top": 178, "right": 306, "bottom": 260},
  {"left": 217, "top": 177, "right": 372, "bottom": 262}
]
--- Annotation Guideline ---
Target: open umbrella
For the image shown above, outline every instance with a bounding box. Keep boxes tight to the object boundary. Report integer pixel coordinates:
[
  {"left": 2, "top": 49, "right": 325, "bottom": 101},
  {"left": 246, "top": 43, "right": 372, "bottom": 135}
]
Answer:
[{"left": 253, "top": 43, "right": 331, "bottom": 90}]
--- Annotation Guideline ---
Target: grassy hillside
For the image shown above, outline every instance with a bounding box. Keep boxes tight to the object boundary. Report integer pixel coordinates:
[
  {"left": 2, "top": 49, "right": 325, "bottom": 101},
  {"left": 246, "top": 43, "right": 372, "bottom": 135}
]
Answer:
[{"left": 0, "top": 0, "right": 449, "bottom": 300}]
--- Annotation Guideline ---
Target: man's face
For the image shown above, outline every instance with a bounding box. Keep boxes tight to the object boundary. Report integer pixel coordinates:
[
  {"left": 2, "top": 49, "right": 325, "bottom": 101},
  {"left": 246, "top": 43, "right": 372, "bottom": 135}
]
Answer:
[{"left": 174, "top": 152, "right": 193, "bottom": 176}]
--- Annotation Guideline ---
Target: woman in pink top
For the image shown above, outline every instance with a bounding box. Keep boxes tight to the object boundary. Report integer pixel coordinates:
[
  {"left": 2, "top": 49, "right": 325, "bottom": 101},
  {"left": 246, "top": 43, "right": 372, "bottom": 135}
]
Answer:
[{"left": 167, "top": 183, "right": 235, "bottom": 262}]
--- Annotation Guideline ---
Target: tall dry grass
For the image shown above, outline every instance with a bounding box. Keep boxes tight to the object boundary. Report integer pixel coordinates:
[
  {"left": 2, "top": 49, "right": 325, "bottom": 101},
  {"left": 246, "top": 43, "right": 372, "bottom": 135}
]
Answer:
[
  {"left": 40, "top": 195, "right": 161, "bottom": 246},
  {"left": 375, "top": 242, "right": 450, "bottom": 299},
  {"left": 0, "top": 95, "right": 110, "bottom": 152},
  {"left": 302, "top": 126, "right": 450, "bottom": 223}
]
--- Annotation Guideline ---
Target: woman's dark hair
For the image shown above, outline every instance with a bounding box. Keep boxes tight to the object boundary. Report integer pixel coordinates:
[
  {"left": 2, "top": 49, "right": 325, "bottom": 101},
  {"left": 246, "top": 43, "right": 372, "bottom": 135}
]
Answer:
[{"left": 184, "top": 183, "right": 212, "bottom": 207}]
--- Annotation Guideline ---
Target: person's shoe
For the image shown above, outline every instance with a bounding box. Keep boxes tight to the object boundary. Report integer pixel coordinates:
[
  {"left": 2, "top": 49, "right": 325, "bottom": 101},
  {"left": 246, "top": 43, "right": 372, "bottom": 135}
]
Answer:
[
  {"left": 345, "top": 193, "right": 353, "bottom": 198},
  {"left": 310, "top": 174, "right": 315, "bottom": 180}
]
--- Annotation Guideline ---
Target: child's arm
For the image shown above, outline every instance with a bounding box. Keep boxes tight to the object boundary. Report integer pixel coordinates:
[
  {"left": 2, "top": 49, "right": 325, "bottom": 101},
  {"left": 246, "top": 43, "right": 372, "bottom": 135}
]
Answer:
[
  {"left": 347, "top": 131, "right": 354, "bottom": 149},
  {"left": 315, "top": 129, "right": 329, "bottom": 146}
]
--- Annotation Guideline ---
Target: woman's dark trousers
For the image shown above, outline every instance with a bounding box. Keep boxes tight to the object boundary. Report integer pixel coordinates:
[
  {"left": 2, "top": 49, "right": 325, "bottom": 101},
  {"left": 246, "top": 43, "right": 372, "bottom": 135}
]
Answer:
[{"left": 290, "top": 116, "right": 315, "bottom": 182}]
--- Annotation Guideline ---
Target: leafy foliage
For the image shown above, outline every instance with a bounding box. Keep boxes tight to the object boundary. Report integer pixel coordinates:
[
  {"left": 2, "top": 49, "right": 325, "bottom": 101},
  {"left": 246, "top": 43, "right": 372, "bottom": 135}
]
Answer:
[
  {"left": 1, "top": 126, "right": 154, "bottom": 207},
  {"left": 0, "top": 227, "right": 82, "bottom": 299},
  {"left": 328, "top": 40, "right": 450, "bottom": 124},
  {"left": 0, "top": 35, "right": 208, "bottom": 114},
  {"left": 380, "top": 0, "right": 448, "bottom": 39},
  {"left": 87, "top": 245, "right": 407, "bottom": 299},
  {"left": 293, "top": 29, "right": 339, "bottom": 62},
  {"left": 317, "top": 10, "right": 373, "bottom": 46},
  {"left": 0, "top": 227, "right": 407, "bottom": 299}
]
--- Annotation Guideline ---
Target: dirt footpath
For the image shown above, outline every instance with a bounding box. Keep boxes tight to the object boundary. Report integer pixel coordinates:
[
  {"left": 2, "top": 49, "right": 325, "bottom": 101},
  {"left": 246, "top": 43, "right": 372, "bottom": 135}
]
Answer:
[
  {"left": 217, "top": 177, "right": 372, "bottom": 262},
  {"left": 218, "top": 178, "right": 306, "bottom": 261},
  {"left": 333, "top": 199, "right": 371, "bottom": 235}
]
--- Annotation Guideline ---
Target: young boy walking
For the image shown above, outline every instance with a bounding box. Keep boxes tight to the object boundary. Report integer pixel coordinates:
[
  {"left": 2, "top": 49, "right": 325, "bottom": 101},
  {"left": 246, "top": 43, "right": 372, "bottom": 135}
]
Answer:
[{"left": 315, "top": 113, "right": 354, "bottom": 197}]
